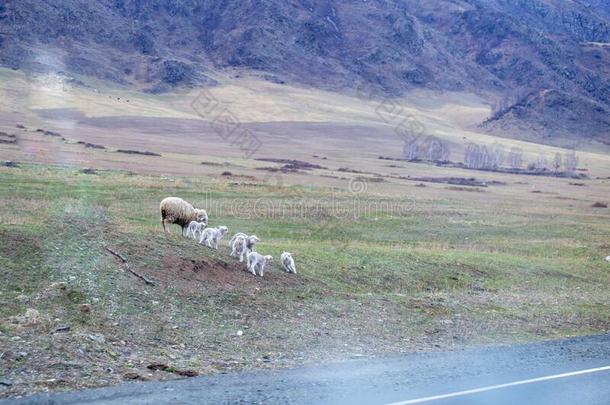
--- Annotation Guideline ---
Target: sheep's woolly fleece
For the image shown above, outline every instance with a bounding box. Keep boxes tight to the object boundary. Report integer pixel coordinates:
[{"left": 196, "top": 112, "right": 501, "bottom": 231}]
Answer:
[{"left": 160, "top": 197, "right": 207, "bottom": 231}]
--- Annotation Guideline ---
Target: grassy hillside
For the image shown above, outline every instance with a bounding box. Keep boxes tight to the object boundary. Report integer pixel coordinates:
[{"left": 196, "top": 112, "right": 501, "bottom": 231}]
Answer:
[{"left": 1, "top": 162, "right": 609, "bottom": 397}]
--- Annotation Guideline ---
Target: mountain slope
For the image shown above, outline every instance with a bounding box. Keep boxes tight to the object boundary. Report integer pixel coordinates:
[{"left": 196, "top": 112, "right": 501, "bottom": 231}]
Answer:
[{"left": 0, "top": 0, "right": 609, "bottom": 146}]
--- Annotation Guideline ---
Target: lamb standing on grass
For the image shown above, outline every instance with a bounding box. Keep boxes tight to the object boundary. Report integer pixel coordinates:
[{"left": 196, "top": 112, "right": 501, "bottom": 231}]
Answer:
[
  {"left": 280, "top": 252, "right": 296, "bottom": 274},
  {"left": 231, "top": 235, "right": 260, "bottom": 262},
  {"left": 200, "top": 226, "right": 229, "bottom": 249},
  {"left": 246, "top": 252, "right": 273, "bottom": 277},
  {"left": 160, "top": 197, "right": 208, "bottom": 236},
  {"left": 186, "top": 220, "right": 207, "bottom": 240},
  {"left": 229, "top": 233, "right": 248, "bottom": 249}
]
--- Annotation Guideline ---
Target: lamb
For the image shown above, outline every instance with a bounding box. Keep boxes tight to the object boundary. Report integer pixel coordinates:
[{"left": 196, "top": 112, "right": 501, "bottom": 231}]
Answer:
[
  {"left": 200, "top": 226, "right": 229, "bottom": 249},
  {"left": 246, "top": 252, "right": 273, "bottom": 277},
  {"left": 160, "top": 197, "right": 208, "bottom": 236},
  {"left": 229, "top": 232, "right": 259, "bottom": 254},
  {"left": 230, "top": 235, "right": 260, "bottom": 262},
  {"left": 186, "top": 220, "right": 207, "bottom": 240},
  {"left": 229, "top": 232, "right": 248, "bottom": 249},
  {"left": 280, "top": 252, "right": 296, "bottom": 274}
]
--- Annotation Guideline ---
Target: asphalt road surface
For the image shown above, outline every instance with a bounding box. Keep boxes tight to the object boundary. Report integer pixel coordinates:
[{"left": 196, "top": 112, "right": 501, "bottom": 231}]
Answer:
[{"left": 4, "top": 334, "right": 610, "bottom": 405}]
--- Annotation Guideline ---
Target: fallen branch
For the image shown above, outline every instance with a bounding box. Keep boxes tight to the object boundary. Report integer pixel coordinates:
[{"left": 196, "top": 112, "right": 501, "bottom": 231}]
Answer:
[
  {"left": 105, "top": 247, "right": 155, "bottom": 286},
  {"left": 105, "top": 246, "right": 127, "bottom": 262}
]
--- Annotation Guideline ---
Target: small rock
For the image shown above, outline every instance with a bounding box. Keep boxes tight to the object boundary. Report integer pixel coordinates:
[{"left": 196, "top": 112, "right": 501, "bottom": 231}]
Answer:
[
  {"left": 175, "top": 369, "right": 198, "bottom": 377},
  {"left": 78, "top": 304, "right": 91, "bottom": 313},
  {"left": 11, "top": 308, "right": 41, "bottom": 325},
  {"left": 50, "top": 282, "right": 67, "bottom": 291},
  {"left": 236, "top": 330, "right": 243, "bottom": 336},
  {"left": 85, "top": 333, "right": 106, "bottom": 344},
  {"left": 147, "top": 363, "right": 169, "bottom": 371}
]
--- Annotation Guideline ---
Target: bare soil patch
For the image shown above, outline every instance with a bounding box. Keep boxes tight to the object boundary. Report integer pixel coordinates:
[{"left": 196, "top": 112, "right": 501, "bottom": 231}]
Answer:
[
  {"left": 157, "top": 255, "right": 306, "bottom": 293},
  {"left": 115, "top": 149, "right": 161, "bottom": 157},
  {"left": 76, "top": 141, "right": 106, "bottom": 150},
  {"left": 0, "top": 132, "right": 17, "bottom": 144},
  {"left": 402, "top": 176, "right": 502, "bottom": 187}
]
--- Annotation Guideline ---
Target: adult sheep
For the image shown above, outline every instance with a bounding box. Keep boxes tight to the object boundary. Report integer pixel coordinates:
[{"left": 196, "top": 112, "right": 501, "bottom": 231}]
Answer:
[{"left": 160, "top": 197, "right": 208, "bottom": 236}]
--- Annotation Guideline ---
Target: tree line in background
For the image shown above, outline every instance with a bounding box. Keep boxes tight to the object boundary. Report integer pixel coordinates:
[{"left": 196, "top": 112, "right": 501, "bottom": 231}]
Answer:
[{"left": 402, "top": 136, "right": 579, "bottom": 174}]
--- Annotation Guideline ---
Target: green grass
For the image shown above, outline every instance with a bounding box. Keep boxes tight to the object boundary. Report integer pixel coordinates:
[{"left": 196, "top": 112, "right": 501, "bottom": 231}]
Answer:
[{"left": 1, "top": 163, "right": 609, "bottom": 396}]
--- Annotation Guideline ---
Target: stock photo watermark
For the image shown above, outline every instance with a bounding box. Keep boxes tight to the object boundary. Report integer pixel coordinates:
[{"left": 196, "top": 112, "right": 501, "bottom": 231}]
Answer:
[
  {"left": 190, "top": 89, "right": 262, "bottom": 159},
  {"left": 199, "top": 192, "right": 414, "bottom": 221}
]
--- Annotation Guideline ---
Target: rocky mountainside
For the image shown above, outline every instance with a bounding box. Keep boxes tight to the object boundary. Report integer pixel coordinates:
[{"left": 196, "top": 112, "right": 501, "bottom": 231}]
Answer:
[{"left": 1, "top": 0, "right": 609, "bottom": 146}]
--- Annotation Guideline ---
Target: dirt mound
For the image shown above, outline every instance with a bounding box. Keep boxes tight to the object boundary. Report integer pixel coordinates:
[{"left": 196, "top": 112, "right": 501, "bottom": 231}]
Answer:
[
  {"left": 255, "top": 158, "right": 326, "bottom": 173},
  {"left": 115, "top": 149, "right": 161, "bottom": 157},
  {"left": 156, "top": 255, "right": 305, "bottom": 293}
]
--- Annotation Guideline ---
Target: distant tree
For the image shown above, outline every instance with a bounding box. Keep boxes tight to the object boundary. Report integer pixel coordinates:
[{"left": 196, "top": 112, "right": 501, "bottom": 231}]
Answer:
[
  {"left": 480, "top": 145, "right": 492, "bottom": 169},
  {"left": 404, "top": 140, "right": 420, "bottom": 161},
  {"left": 535, "top": 153, "right": 548, "bottom": 171},
  {"left": 564, "top": 150, "right": 579, "bottom": 174},
  {"left": 464, "top": 143, "right": 482, "bottom": 169},
  {"left": 553, "top": 152, "right": 562, "bottom": 173},
  {"left": 404, "top": 136, "right": 450, "bottom": 162},
  {"left": 489, "top": 143, "right": 505, "bottom": 169},
  {"left": 508, "top": 147, "right": 523, "bottom": 169},
  {"left": 492, "top": 88, "right": 530, "bottom": 116},
  {"left": 425, "top": 136, "right": 450, "bottom": 162}
]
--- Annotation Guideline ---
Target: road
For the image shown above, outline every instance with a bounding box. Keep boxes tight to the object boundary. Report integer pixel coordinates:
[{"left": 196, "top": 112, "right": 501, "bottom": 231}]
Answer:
[{"left": 4, "top": 334, "right": 610, "bottom": 405}]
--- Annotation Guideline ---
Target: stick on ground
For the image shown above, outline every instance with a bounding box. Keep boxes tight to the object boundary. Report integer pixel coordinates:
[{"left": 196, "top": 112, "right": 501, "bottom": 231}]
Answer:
[{"left": 105, "top": 247, "right": 155, "bottom": 286}]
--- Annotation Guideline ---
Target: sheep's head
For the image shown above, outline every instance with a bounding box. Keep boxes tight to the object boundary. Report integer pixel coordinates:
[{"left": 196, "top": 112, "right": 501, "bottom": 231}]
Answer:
[
  {"left": 218, "top": 226, "right": 228, "bottom": 235},
  {"left": 265, "top": 255, "right": 273, "bottom": 261},
  {"left": 196, "top": 209, "right": 208, "bottom": 226},
  {"left": 248, "top": 235, "right": 259, "bottom": 243}
]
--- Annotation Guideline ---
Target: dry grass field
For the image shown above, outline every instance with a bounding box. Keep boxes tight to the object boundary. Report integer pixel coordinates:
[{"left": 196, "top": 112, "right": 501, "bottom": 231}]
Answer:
[{"left": 1, "top": 67, "right": 609, "bottom": 397}]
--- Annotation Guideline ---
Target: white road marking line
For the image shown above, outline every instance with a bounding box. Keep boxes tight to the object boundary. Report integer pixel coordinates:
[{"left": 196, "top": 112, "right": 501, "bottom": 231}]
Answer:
[{"left": 385, "top": 365, "right": 610, "bottom": 405}]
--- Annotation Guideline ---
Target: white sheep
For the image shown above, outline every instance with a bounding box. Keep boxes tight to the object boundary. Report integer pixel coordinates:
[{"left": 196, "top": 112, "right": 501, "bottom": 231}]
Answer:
[
  {"left": 606, "top": 255, "right": 610, "bottom": 263},
  {"left": 229, "top": 232, "right": 248, "bottom": 249},
  {"left": 186, "top": 220, "right": 207, "bottom": 240},
  {"left": 160, "top": 197, "right": 208, "bottom": 236},
  {"left": 230, "top": 235, "right": 260, "bottom": 262},
  {"left": 280, "top": 252, "right": 296, "bottom": 274},
  {"left": 246, "top": 252, "right": 273, "bottom": 277},
  {"left": 200, "top": 226, "right": 229, "bottom": 249}
]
